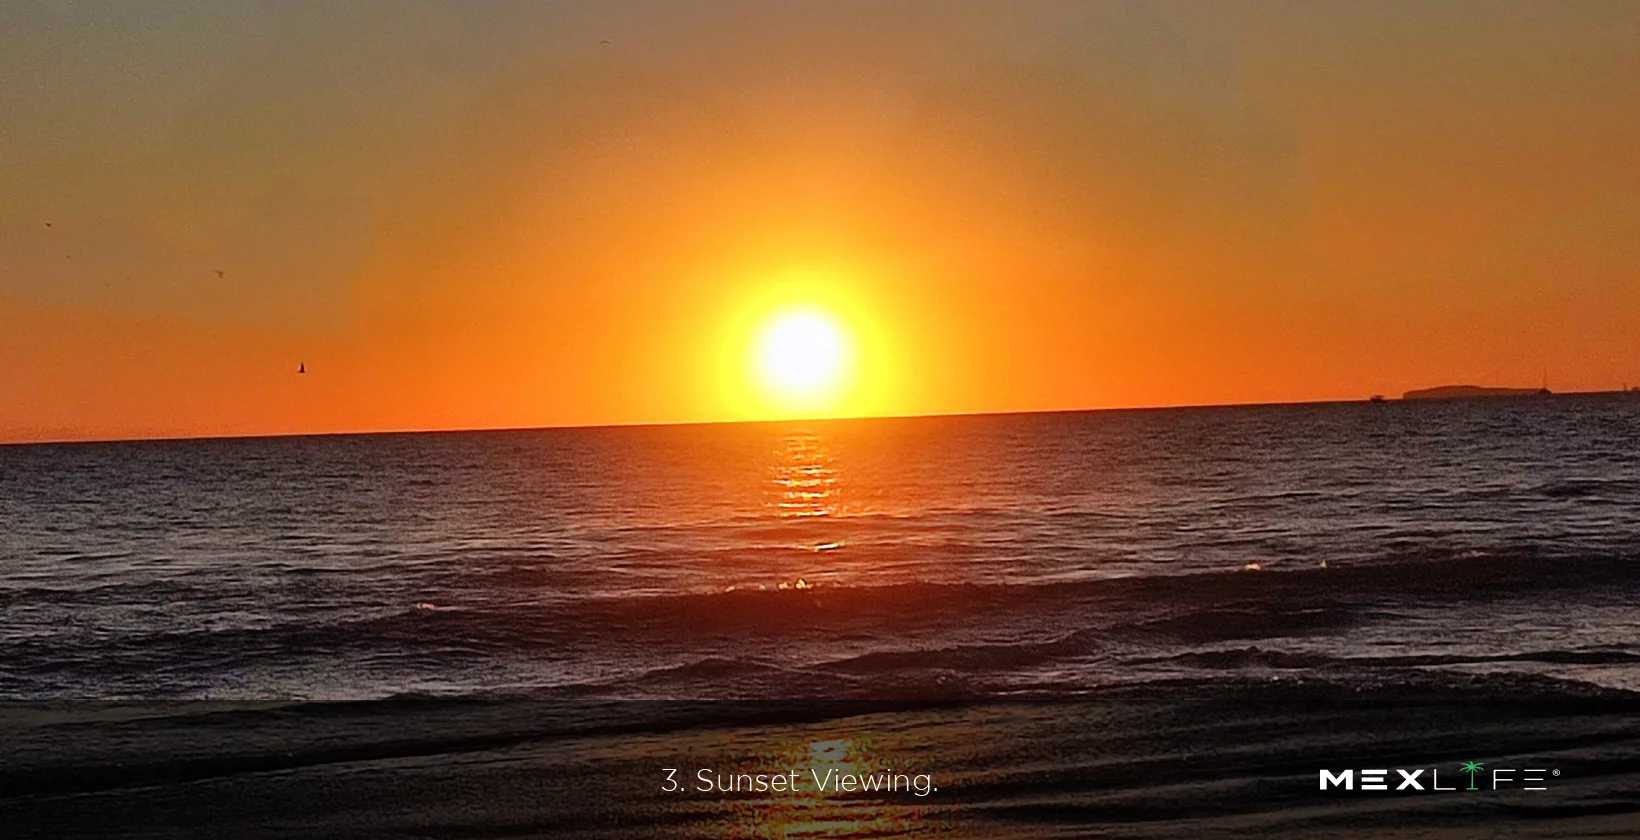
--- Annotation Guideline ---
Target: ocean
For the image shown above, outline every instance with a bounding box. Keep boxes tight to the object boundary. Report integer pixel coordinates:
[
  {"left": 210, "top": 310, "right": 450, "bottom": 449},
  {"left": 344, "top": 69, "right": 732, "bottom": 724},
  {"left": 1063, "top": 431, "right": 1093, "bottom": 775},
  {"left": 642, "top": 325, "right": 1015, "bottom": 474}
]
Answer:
[{"left": 4, "top": 395, "right": 1640, "bottom": 837}]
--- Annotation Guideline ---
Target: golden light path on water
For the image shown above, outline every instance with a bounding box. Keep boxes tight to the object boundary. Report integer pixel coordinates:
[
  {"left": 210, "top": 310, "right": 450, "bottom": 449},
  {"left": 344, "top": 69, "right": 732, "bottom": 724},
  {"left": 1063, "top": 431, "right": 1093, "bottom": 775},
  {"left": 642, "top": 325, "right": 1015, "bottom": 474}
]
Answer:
[
  {"left": 769, "top": 432, "right": 840, "bottom": 520},
  {"left": 760, "top": 431, "right": 851, "bottom": 593}
]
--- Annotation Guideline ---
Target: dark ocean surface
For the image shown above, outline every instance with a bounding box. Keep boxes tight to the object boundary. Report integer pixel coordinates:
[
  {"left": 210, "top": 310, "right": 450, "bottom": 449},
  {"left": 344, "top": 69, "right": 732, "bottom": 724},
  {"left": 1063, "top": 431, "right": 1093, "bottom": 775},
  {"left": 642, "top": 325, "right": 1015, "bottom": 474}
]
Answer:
[
  {"left": 4, "top": 395, "right": 1639, "bottom": 702},
  {"left": 4, "top": 396, "right": 1640, "bottom": 838}
]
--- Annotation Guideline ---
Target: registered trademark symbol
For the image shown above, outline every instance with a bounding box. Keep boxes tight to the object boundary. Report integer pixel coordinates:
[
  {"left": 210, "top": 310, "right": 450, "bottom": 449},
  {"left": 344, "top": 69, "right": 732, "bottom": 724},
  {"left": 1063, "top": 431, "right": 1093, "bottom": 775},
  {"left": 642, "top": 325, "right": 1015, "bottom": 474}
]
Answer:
[{"left": 1552, "top": 769, "right": 1561, "bottom": 776}]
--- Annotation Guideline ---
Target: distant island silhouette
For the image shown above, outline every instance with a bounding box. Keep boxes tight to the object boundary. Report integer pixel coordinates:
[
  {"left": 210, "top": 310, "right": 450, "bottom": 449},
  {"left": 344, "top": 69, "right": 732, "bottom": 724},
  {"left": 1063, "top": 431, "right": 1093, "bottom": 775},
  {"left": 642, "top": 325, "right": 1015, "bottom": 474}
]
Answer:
[{"left": 1402, "top": 385, "right": 1551, "bottom": 400}]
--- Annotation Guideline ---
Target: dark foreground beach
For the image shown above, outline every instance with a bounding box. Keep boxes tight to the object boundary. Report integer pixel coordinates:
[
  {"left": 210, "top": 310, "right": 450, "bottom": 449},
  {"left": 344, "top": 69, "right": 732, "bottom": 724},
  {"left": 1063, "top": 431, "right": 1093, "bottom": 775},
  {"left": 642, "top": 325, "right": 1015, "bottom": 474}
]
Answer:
[{"left": 6, "top": 674, "right": 1639, "bottom": 839}]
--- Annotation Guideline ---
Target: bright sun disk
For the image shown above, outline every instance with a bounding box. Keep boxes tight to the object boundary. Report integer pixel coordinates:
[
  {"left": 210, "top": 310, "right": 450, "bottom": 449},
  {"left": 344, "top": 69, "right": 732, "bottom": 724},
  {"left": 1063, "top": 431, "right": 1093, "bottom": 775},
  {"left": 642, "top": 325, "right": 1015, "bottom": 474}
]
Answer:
[{"left": 755, "top": 308, "right": 848, "bottom": 400}]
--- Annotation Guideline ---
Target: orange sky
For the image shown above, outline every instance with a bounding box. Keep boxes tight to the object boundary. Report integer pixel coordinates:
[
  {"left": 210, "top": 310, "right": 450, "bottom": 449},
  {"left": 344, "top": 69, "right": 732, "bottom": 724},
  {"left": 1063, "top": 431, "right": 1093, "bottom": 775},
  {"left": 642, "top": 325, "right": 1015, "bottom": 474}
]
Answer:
[{"left": 3, "top": 1, "right": 1638, "bottom": 442}]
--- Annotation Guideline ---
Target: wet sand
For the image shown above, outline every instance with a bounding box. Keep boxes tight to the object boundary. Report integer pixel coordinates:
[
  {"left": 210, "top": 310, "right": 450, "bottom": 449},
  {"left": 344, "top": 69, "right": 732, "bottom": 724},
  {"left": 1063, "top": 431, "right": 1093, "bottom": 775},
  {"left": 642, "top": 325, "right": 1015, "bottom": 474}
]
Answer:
[{"left": 5, "top": 677, "right": 1639, "bottom": 838}]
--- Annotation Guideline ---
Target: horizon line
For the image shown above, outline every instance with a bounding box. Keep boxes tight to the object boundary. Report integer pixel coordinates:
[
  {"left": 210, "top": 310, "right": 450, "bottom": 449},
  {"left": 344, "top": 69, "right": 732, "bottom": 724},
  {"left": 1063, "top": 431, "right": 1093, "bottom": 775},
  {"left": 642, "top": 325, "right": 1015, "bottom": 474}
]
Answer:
[{"left": 4, "top": 388, "right": 1633, "bottom": 448}]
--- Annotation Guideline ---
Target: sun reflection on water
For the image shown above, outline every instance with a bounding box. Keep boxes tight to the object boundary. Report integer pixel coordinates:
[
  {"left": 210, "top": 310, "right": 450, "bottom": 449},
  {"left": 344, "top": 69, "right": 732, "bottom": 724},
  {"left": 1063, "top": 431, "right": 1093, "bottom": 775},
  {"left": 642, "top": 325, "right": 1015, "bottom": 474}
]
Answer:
[
  {"left": 769, "top": 431, "right": 841, "bottom": 520},
  {"left": 757, "top": 431, "right": 853, "bottom": 591}
]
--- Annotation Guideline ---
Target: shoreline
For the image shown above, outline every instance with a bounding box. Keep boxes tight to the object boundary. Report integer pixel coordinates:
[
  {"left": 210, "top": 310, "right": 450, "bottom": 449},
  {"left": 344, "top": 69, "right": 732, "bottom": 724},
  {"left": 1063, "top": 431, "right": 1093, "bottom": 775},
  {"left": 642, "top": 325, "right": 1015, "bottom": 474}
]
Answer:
[{"left": 5, "top": 677, "right": 1638, "bottom": 838}]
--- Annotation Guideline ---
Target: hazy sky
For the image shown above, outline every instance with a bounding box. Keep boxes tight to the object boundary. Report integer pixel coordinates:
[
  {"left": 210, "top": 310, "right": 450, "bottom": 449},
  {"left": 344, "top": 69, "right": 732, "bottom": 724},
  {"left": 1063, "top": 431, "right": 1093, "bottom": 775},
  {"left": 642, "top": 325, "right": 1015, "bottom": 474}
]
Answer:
[{"left": 3, "top": 1, "right": 1637, "bottom": 441}]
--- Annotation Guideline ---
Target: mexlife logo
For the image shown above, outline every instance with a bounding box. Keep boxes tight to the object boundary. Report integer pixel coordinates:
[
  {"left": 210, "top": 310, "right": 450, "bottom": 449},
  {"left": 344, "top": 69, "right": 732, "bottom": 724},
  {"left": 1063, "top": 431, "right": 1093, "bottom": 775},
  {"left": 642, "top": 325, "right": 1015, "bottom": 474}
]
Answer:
[{"left": 1319, "top": 762, "right": 1559, "bottom": 791}]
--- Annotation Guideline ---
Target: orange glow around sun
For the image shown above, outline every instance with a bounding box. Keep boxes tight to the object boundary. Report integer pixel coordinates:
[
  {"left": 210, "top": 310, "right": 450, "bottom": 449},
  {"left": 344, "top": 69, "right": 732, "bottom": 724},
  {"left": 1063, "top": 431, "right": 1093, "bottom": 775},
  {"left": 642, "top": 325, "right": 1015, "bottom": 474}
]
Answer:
[{"left": 714, "top": 266, "right": 897, "bottom": 422}]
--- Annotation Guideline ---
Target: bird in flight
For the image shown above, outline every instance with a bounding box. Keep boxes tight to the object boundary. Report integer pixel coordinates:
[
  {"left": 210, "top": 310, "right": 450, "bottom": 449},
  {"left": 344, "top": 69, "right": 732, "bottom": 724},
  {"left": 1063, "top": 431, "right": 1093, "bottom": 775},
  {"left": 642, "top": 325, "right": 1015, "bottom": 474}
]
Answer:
[{"left": 215, "top": 270, "right": 226, "bottom": 278}]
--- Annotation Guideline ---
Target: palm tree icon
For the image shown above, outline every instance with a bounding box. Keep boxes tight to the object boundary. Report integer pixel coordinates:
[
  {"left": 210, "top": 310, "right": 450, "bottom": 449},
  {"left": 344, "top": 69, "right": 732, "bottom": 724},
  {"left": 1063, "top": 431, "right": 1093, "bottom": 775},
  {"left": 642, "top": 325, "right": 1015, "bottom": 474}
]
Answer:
[{"left": 1459, "top": 761, "right": 1484, "bottom": 791}]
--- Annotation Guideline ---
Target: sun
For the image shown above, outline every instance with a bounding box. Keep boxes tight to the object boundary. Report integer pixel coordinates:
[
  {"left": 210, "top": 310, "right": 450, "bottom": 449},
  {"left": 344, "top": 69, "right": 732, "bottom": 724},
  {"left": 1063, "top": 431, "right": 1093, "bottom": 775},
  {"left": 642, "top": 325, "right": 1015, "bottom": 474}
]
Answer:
[{"left": 753, "top": 306, "right": 852, "bottom": 408}]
